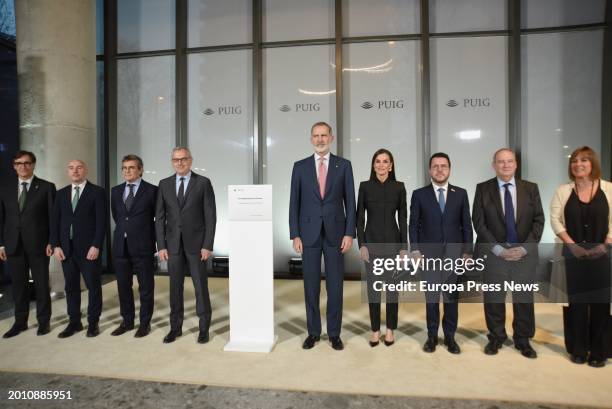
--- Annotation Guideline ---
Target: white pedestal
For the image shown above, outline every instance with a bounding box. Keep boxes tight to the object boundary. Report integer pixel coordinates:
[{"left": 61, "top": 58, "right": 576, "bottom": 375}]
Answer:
[{"left": 224, "top": 185, "right": 276, "bottom": 353}]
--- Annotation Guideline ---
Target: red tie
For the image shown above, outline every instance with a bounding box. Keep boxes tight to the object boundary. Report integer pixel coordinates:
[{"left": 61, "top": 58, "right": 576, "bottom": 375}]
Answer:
[{"left": 318, "top": 157, "right": 327, "bottom": 199}]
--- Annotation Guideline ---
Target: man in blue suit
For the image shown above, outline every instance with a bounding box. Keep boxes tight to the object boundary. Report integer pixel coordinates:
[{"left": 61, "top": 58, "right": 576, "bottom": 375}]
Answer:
[
  {"left": 51, "top": 159, "right": 107, "bottom": 338},
  {"left": 409, "top": 152, "right": 473, "bottom": 354},
  {"left": 110, "top": 154, "right": 157, "bottom": 338},
  {"left": 289, "top": 121, "right": 356, "bottom": 351}
]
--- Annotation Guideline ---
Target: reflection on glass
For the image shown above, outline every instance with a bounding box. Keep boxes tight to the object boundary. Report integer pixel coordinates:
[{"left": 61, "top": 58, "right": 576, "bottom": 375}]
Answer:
[
  {"left": 430, "top": 0, "right": 506, "bottom": 33},
  {"left": 188, "top": 50, "right": 253, "bottom": 256},
  {"left": 343, "top": 41, "right": 421, "bottom": 273},
  {"left": 430, "top": 37, "right": 508, "bottom": 203},
  {"left": 264, "top": 45, "right": 336, "bottom": 271},
  {"left": 263, "top": 0, "right": 334, "bottom": 42},
  {"left": 521, "top": 31, "right": 603, "bottom": 243},
  {"left": 521, "top": 0, "right": 605, "bottom": 29},
  {"left": 117, "top": 56, "right": 175, "bottom": 186},
  {"left": 187, "top": 0, "right": 251, "bottom": 47},
  {"left": 342, "top": 0, "right": 419, "bottom": 37},
  {"left": 118, "top": 0, "right": 175, "bottom": 53}
]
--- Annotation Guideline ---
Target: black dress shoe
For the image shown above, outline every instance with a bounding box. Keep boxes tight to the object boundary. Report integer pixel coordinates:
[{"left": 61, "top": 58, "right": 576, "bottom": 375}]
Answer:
[
  {"left": 515, "top": 342, "right": 537, "bottom": 359},
  {"left": 444, "top": 337, "right": 461, "bottom": 354},
  {"left": 134, "top": 324, "right": 151, "bottom": 338},
  {"left": 369, "top": 340, "right": 379, "bottom": 347},
  {"left": 37, "top": 323, "right": 50, "bottom": 336},
  {"left": 384, "top": 339, "right": 395, "bottom": 347},
  {"left": 163, "top": 329, "right": 182, "bottom": 344},
  {"left": 58, "top": 322, "right": 84, "bottom": 339},
  {"left": 197, "top": 331, "right": 210, "bottom": 344},
  {"left": 484, "top": 339, "right": 502, "bottom": 355},
  {"left": 3, "top": 324, "right": 27, "bottom": 339},
  {"left": 587, "top": 356, "right": 606, "bottom": 368},
  {"left": 423, "top": 336, "right": 438, "bottom": 353},
  {"left": 330, "top": 336, "right": 344, "bottom": 350},
  {"left": 302, "top": 335, "right": 320, "bottom": 349},
  {"left": 86, "top": 323, "right": 100, "bottom": 338},
  {"left": 110, "top": 322, "right": 134, "bottom": 336},
  {"left": 569, "top": 354, "right": 587, "bottom": 364}
]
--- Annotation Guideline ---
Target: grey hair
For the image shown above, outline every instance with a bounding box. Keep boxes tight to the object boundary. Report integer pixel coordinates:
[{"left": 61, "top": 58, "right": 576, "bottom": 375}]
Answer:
[{"left": 171, "top": 146, "right": 192, "bottom": 158}]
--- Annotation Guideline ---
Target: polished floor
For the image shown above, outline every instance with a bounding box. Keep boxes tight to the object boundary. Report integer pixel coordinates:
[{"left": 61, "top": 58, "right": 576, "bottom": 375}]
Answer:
[
  {"left": 0, "top": 371, "right": 598, "bottom": 409},
  {"left": 0, "top": 277, "right": 610, "bottom": 408}
]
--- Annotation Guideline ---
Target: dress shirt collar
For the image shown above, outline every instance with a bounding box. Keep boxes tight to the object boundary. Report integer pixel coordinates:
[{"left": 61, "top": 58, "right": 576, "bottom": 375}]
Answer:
[
  {"left": 431, "top": 181, "right": 449, "bottom": 192},
  {"left": 17, "top": 176, "right": 34, "bottom": 189},
  {"left": 72, "top": 180, "right": 87, "bottom": 191},
  {"left": 497, "top": 177, "right": 516, "bottom": 189},
  {"left": 125, "top": 178, "right": 142, "bottom": 189},
  {"left": 313, "top": 152, "right": 330, "bottom": 164},
  {"left": 176, "top": 172, "right": 192, "bottom": 183}
]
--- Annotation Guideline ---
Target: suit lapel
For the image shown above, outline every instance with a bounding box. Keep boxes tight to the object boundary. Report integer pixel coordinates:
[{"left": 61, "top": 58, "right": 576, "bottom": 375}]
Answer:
[
  {"left": 488, "top": 178, "right": 505, "bottom": 221},
  {"left": 74, "top": 182, "right": 91, "bottom": 214},
  {"left": 181, "top": 173, "right": 196, "bottom": 209},
  {"left": 324, "top": 154, "right": 338, "bottom": 199},
  {"left": 427, "top": 184, "right": 443, "bottom": 216},
  {"left": 309, "top": 156, "right": 322, "bottom": 200},
  {"left": 445, "top": 184, "right": 457, "bottom": 215},
  {"left": 515, "top": 179, "right": 527, "bottom": 225}
]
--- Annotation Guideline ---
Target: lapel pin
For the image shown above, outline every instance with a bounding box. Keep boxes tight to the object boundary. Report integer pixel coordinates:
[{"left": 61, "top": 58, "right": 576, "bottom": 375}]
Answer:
[{"left": 450, "top": 188, "right": 455, "bottom": 192}]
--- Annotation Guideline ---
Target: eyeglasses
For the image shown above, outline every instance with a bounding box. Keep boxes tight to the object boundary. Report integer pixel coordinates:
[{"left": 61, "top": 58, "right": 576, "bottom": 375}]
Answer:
[
  {"left": 171, "top": 157, "right": 191, "bottom": 164},
  {"left": 14, "top": 161, "right": 33, "bottom": 167}
]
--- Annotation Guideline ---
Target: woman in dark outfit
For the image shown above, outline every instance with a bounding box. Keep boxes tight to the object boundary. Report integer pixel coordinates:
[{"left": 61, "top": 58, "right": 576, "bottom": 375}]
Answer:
[
  {"left": 357, "top": 149, "right": 408, "bottom": 347},
  {"left": 550, "top": 146, "right": 612, "bottom": 367}
]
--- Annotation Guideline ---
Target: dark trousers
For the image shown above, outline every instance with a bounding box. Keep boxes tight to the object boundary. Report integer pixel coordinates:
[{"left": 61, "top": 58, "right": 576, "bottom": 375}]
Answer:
[
  {"left": 365, "top": 257, "right": 397, "bottom": 331},
  {"left": 564, "top": 256, "right": 611, "bottom": 360},
  {"left": 113, "top": 239, "right": 155, "bottom": 326},
  {"left": 424, "top": 270, "right": 458, "bottom": 338},
  {"left": 167, "top": 239, "right": 211, "bottom": 334},
  {"left": 6, "top": 239, "right": 51, "bottom": 327},
  {"left": 564, "top": 303, "right": 609, "bottom": 361},
  {"left": 61, "top": 248, "right": 102, "bottom": 325},
  {"left": 483, "top": 258, "right": 535, "bottom": 343},
  {"left": 302, "top": 227, "right": 344, "bottom": 337}
]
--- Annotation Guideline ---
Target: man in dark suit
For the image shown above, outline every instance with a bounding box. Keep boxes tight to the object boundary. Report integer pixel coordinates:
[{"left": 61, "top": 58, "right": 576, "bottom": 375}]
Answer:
[
  {"left": 289, "top": 121, "right": 356, "bottom": 351},
  {"left": 0, "top": 150, "right": 56, "bottom": 338},
  {"left": 51, "top": 159, "right": 107, "bottom": 338},
  {"left": 156, "top": 147, "right": 216, "bottom": 344},
  {"left": 110, "top": 154, "right": 157, "bottom": 338},
  {"left": 409, "top": 152, "right": 473, "bottom": 354},
  {"left": 472, "top": 148, "right": 544, "bottom": 358}
]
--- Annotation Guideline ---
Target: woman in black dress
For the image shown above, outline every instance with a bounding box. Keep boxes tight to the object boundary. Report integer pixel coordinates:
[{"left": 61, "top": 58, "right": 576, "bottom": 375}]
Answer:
[
  {"left": 550, "top": 146, "right": 612, "bottom": 367},
  {"left": 357, "top": 149, "right": 408, "bottom": 347}
]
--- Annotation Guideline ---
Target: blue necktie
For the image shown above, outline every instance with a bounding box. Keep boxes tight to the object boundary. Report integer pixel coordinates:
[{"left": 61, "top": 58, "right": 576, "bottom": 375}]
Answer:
[
  {"left": 438, "top": 188, "right": 445, "bottom": 213},
  {"left": 504, "top": 183, "right": 518, "bottom": 244}
]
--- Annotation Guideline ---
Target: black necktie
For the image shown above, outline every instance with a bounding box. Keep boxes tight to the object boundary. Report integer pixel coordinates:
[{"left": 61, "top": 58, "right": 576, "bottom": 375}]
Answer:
[
  {"left": 178, "top": 177, "right": 185, "bottom": 208},
  {"left": 504, "top": 183, "right": 518, "bottom": 244},
  {"left": 125, "top": 184, "right": 135, "bottom": 211}
]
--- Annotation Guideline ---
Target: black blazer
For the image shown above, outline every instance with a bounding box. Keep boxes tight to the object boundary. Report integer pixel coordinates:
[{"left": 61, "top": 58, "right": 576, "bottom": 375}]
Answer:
[
  {"left": 111, "top": 180, "right": 157, "bottom": 257},
  {"left": 356, "top": 178, "right": 407, "bottom": 250},
  {"left": 472, "top": 177, "right": 544, "bottom": 256},
  {"left": 50, "top": 182, "right": 107, "bottom": 258},
  {"left": 408, "top": 183, "right": 473, "bottom": 254},
  {"left": 0, "top": 176, "right": 56, "bottom": 255},
  {"left": 155, "top": 172, "right": 216, "bottom": 254}
]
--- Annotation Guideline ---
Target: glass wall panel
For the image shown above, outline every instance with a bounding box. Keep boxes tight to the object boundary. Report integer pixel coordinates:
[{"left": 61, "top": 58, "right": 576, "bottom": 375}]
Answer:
[
  {"left": 263, "top": 45, "right": 336, "bottom": 271},
  {"left": 343, "top": 40, "right": 421, "bottom": 271},
  {"left": 188, "top": 50, "right": 253, "bottom": 256},
  {"left": 96, "top": 61, "right": 105, "bottom": 186},
  {"left": 188, "top": 0, "right": 252, "bottom": 47},
  {"left": 430, "top": 0, "right": 506, "bottom": 33},
  {"left": 263, "top": 0, "right": 334, "bottom": 42},
  {"left": 116, "top": 56, "right": 175, "bottom": 186},
  {"left": 522, "top": 0, "right": 605, "bottom": 29},
  {"left": 430, "top": 37, "right": 508, "bottom": 201},
  {"left": 96, "top": 0, "right": 104, "bottom": 55},
  {"left": 342, "top": 0, "right": 419, "bottom": 37},
  {"left": 521, "top": 30, "right": 603, "bottom": 243},
  {"left": 118, "top": 0, "right": 175, "bottom": 53}
]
